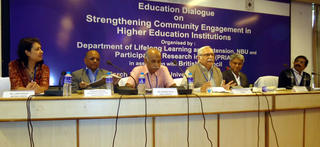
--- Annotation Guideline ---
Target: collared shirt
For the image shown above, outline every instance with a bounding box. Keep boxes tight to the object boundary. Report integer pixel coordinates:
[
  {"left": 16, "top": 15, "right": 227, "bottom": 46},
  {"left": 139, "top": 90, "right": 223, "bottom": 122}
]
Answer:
[
  {"left": 292, "top": 68, "right": 303, "bottom": 85},
  {"left": 126, "top": 65, "right": 175, "bottom": 88},
  {"left": 231, "top": 71, "right": 241, "bottom": 86},
  {"left": 86, "top": 67, "right": 99, "bottom": 83},
  {"left": 197, "top": 63, "right": 216, "bottom": 87}
]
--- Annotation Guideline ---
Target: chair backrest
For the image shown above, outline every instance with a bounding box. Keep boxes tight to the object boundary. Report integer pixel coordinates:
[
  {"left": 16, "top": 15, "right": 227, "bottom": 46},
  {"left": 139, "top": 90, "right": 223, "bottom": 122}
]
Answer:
[
  {"left": 254, "top": 76, "right": 279, "bottom": 87},
  {"left": 0, "top": 77, "right": 11, "bottom": 96}
]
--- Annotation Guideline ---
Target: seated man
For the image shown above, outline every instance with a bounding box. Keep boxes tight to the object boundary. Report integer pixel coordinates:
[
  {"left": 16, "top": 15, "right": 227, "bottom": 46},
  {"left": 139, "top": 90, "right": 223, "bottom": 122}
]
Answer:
[
  {"left": 182, "top": 46, "right": 234, "bottom": 92},
  {"left": 72, "top": 50, "right": 118, "bottom": 92},
  {"left": 223, "top": 53, "right": 249, "bottom": 87},
  {"left": 278, "top": 55, "right": 311, "bottom": 89},
  {"left": 126, "top": 48, "right": 176, "bottom": 88}
]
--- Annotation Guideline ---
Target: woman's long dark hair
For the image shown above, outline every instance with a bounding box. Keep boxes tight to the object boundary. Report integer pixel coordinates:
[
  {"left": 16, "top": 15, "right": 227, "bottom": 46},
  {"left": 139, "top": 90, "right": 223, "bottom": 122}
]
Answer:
[{"left": 17, "top": 37, "right": 44, "bottom": 68}]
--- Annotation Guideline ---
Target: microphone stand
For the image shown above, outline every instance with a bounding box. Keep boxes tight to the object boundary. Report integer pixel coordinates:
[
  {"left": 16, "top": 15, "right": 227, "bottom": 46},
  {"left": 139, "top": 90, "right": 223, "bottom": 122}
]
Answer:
[
  {"left": 106, "top": 60, "right": 138, "bottom": 88},
  {"left": 44, "top": 71, "right": 66, "bottom": 96},
  {"left": 173, "top": 60, "right": 192, "bottom": 94},
  {"left": 106, "top": 60, "right": 138, "bottom": 95},
  {"left": 59, "top": 71, "right": 66, "bottom": 90}
]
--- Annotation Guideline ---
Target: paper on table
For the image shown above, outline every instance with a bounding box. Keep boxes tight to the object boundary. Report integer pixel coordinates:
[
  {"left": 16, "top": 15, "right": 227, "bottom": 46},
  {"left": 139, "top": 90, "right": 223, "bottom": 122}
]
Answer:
[{"left": 88, "top": 74, "right": 121, "bottom": 87}]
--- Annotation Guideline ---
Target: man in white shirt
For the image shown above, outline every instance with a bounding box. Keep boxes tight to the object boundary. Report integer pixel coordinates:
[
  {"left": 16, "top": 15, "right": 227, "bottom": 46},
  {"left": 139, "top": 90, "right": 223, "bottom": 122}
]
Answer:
[
  {"left": 222, "top": 53, "right": 249, "bottom": 87},
  {"left": 278, "top": 55, "right": 311, "bottom": 89}
]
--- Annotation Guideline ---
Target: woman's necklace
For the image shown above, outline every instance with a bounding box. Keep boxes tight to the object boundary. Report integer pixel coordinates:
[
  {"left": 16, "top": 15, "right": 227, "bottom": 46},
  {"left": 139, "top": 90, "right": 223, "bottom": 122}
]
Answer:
[{"left": 26, "top": 67, "right": 35, "bottom": 80}]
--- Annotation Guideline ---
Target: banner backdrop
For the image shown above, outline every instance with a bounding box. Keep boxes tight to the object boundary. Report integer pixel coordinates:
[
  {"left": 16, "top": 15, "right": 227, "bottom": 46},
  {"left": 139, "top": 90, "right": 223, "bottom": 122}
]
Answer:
[{"left": 10, "top": 0, "right": 290, "bottom": 85}]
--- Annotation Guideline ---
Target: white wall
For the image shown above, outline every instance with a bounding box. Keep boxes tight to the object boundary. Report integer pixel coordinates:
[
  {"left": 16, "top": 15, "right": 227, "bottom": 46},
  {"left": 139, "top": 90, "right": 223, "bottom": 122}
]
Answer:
[
  {"left": 291, "top": 2, "right": 313, "bottom": 74},
  {"left": 150, "top": 0, "right": 290, "bottom": 16},
  {"left": 0, "top": 0, "right": 2, "bottom": 77}
]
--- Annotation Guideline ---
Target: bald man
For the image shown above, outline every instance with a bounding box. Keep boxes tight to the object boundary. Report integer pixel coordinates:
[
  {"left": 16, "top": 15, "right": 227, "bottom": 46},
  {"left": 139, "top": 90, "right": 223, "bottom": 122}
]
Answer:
[
  {"left": 126, "top": 48, "right": 176, "bottom": 88},
  {"left": 72, "top": 50, "right": 116, "bottom": 92}
]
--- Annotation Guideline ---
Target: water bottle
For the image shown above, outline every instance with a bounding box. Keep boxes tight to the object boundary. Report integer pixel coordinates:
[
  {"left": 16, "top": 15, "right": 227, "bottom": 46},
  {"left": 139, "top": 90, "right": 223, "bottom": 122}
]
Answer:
[
  {"left": 63, "top": 71, "right": 72, "bottom": 96},
  {"left": 137, "top": 72, "right": 146, "bottom": 95},
  {"left": 106, "top": 72, "right": 114, "bottom": 95},
  {"left": 311, "top": 74, "right": 315, "bottom": 89},
  {"left": 187, "top": 72, "right": 194, "bottom": 90}
]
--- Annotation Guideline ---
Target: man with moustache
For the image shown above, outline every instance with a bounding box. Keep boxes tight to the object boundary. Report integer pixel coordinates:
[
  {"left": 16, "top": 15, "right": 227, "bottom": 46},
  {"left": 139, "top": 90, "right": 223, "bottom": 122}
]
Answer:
[
  {"left": 278, "top": 55, "right": 311, "bottom": 89},
  {"left": 222, "top": 53, "right": 249, "bottom": 87},
  {"left": 126, "top": 48, "right": 176, "bottom": 88},
  {"left": 182, "top": 46, "right": 234, "bottom": 92}
]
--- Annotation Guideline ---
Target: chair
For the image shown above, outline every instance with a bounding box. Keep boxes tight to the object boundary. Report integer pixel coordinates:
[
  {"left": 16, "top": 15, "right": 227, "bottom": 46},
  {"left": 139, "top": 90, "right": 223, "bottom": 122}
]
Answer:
[
  {"left": 0, "top": 77, "right": 11, "bottom": 96},
  {"left": 254, "top": 76, "right": 279, "bottom": 87}
]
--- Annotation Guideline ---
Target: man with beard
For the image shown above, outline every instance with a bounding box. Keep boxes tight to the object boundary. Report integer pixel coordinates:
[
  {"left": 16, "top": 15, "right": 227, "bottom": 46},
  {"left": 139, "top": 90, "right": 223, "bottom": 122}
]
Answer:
[
  {"left": 182, "top": 46, "right": 234, "bottom": 92},
  {"left": 278, "top": 55, "right": 311, "bottom": 89},
  {"left": 126, "top": 48, "right": 176, "bottom": 88}
]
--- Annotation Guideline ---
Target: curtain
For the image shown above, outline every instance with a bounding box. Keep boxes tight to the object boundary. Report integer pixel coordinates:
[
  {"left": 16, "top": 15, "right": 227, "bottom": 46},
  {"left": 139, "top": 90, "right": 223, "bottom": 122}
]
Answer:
[{"left": 312, "top": 4, "right": 320, "bottom": 87}]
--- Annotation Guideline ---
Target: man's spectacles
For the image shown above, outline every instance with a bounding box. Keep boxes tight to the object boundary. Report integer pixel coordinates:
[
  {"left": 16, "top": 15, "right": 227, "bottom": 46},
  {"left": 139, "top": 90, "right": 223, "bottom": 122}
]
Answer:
[{"left": 200, "top": 53, "right": 214, "bottom": 57}]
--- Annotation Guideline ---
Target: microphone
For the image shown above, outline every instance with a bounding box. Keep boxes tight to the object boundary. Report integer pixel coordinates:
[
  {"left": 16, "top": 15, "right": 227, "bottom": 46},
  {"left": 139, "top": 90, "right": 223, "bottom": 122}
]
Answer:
[
  {"left": 172, "top": 60, "right": 192, "bottom": 94},
  {"left": 59, "top": 71, "right": 66, "bottom": 87},
  {"left": 106, "top": 60, "right": 138, "bottom": 87},
  {"left": 312, "top": 72, "right": 320, "bottom": 76},
  {"left": 44, "top": 71, "right": 65, "bottom": 96},
  {"left": 173, "top": 60, "right": 186, "bottom": 79},
  {"left": 106, "top": 60, "right": 138, "bottom": 95}
]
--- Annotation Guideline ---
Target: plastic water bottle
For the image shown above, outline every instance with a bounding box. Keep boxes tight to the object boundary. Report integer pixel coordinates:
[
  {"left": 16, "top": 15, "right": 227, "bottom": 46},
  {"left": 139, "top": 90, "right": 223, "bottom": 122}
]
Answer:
[
  {"left": 106, "top": 72, "right": 114, "bottom": 95},
  {"left": 187, "top": 72, "right": 194, "bottom": 90},
  {"left": 63, "top": 72, "right": 72, "bottom": 96},
  {"left": 137, "top": 72, "right": 146, "bottom": 95},
  {"left": 311, "top": 74, "right": 315, "bottom": 89}
]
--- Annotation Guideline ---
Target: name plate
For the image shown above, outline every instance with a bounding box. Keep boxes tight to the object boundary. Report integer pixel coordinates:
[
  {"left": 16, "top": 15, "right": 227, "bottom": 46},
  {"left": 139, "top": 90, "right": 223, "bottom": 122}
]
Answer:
[
  {"left": 231, "top": 88, "right": 252, "bottom": 94},
  {"left": 292, "top": 86, "right": 309, "bottom": 92},
  {"left": 84, "top": 89, "right": 111, "bottom": 97},
  {"left": 152, "top": 88, "right": 178, "bottom": 96},
  {"left": 2, "top": 90, "right": 35, "bottom": 98}
]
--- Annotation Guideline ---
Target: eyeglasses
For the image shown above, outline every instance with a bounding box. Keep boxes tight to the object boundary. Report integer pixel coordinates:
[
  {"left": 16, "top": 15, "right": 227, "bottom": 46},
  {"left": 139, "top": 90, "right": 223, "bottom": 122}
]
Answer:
[{"left": 200, "top": 53, "right": 214, "bottom": 57}]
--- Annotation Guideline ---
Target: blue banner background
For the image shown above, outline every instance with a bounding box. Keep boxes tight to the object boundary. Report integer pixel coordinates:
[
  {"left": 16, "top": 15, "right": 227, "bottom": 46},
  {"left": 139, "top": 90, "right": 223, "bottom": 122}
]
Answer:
[{"left": 10, "top": 0, "right": 290, "bottom": 85}]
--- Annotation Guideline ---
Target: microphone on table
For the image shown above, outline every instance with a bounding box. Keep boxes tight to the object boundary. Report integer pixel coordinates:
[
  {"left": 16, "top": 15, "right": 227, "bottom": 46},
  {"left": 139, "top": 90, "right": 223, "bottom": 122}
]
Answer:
[
  {"left": 172, "top": 60, "right": 192, "bottom": 94},
  {"left": 106, "top": 60, "right": 138, "bottom": 87},
  {"left": 59, "top": 71, "right": 66, "bottom": 88},
  {"left": 106, "top": 60, "right": 138, "bottom": 95},
  {"left": 44, "top": 71, "right": 66, "bottom": 96}
]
